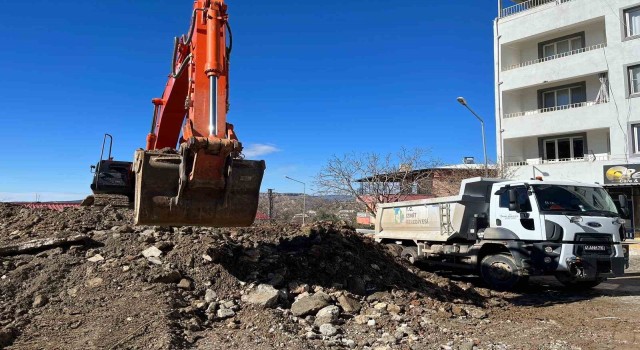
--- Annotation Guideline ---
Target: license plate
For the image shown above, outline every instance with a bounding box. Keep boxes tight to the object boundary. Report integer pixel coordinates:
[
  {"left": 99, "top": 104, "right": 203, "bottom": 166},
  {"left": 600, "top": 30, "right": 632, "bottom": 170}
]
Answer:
[{"left": 584, "top": 245, "right": 607, "bottom": 252}]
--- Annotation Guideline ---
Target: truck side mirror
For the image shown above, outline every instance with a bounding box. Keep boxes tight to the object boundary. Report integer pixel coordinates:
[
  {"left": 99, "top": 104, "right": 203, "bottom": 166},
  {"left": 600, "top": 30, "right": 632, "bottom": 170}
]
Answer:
[
  {"left": 508, "top": 188, "right": 520, "bottom": 212},
  {"left": 90, "top": 165, "right": 96, "bottom": 174},
  {"left": 619, "top": 194, "right": 630, "bottom": 217}
]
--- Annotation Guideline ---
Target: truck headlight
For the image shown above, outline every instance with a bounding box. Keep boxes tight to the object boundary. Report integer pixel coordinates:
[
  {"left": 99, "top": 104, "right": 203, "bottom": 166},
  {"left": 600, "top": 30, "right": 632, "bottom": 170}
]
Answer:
[{"left": 544, "top": 246, "right": 554, "bottom": 254}]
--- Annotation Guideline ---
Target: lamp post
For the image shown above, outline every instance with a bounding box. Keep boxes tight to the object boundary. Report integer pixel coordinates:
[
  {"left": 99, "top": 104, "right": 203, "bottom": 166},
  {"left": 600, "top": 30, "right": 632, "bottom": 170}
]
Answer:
[
  {"left": 456, "top": 97, "right": 488, "bottom": 177},
  {"left": 285, "top": 176, "right": 306, "bottom": 225}
]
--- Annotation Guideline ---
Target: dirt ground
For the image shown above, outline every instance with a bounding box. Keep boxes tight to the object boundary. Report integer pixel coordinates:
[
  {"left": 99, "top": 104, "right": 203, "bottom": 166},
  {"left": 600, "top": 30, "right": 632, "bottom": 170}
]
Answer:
[{"left": 1, "top": 203, "right": 639, "bottom": 350}]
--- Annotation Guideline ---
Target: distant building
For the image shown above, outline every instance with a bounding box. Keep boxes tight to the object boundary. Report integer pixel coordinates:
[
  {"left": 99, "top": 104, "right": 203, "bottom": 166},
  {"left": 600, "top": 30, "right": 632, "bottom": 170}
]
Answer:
[
  {"left": 354, "top": 163, "right": 487, "bottom": 225},
  {"left": 495, "top": 0, "right": 640, "bottom": 231}
]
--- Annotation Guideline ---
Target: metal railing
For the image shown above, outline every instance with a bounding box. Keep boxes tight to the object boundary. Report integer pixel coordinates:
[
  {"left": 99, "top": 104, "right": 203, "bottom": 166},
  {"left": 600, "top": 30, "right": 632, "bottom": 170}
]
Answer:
[
  {"left": 504, "top": 100, "right": 606, "bottom": 119},
  {"left": 500, "top": 0, "right": 575, "bottom": 18},
  {"left": 505, "top": 154, "right": 611, "bottom": 167},
  {"left": 502, "top": 43, "right": 606, "bottom": 71}
]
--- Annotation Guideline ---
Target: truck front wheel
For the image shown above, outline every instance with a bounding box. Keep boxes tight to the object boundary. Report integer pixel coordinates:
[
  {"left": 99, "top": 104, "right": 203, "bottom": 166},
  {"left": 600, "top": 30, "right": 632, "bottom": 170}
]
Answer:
[{"left": 480, "top": 253, "right": 528, "bottom": 290}]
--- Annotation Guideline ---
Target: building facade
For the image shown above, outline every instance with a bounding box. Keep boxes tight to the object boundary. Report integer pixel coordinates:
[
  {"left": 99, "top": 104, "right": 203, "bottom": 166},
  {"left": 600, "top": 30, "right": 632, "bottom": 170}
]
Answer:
[{"left": 495, "top": 0, "right": 640, "bottom": 230}]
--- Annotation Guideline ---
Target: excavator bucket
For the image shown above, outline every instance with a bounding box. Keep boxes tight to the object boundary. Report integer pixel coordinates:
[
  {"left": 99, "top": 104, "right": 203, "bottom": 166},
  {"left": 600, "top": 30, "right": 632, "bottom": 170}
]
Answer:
[{"left": 133, "top": 149, "right": 265, "bottom": 227}]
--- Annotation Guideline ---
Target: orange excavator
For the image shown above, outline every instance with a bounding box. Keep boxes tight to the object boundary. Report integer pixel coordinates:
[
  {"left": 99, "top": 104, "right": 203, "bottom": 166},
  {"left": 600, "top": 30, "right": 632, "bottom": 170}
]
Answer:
[{"left": 89, "top": 0, "right": 265, "bottom": 227}]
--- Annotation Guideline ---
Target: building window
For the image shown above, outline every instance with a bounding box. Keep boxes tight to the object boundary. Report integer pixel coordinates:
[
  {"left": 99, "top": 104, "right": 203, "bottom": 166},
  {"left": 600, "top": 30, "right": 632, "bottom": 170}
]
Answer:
[
  {"left": 538, "top": 83, "right": 586, "bottom": 111},
  {"left": 629, "top": 64, "right": 640, "bottom": 96},
  {"left": 542, "top": 135, "right": 585, "bottom": 161},
  {"left": 538, "top": 33, "right": 584, "bottom": 60},
  {"left": 632, "top": 124, "right": 640, "bottom": 154},
  {"left": 625, "top": 6, "right": 640, "bottom": 38}
]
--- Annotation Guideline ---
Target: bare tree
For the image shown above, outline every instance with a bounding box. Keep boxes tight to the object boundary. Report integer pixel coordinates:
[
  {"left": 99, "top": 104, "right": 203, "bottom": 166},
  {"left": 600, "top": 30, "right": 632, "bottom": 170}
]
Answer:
[{"left": 314, "top": 148, "right": 440, "bottom": 218}]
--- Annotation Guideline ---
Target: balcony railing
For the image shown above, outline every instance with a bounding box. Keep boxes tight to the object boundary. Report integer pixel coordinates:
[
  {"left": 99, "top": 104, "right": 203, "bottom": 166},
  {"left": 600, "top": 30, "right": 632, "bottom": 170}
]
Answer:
[
  {"left": 505, "top": 153, "right": 611, "bottom": 167},
  {"left": 502, "top": 43, "right": 606, "bottom": 71},
  {"left": 504, "top": 100, "right": 607, "bottom": 119},
  {"left": 500, "top": 0, "right": 575, "bottom": 18}
]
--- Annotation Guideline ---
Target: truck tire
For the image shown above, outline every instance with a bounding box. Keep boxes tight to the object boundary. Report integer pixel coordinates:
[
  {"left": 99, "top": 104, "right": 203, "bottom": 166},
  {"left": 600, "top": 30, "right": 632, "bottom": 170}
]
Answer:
[
  {"left": 401, "top": 247, "right": 419, "bottom": 264},
  {"left": 386, "top": 244, "right": 404, "bottom": 258},
  {"left": 480, "top": 253, "right": 528, "bottom": 290},
  {"left": 554, "top": 273, "right": 604, "bottom": 290}
]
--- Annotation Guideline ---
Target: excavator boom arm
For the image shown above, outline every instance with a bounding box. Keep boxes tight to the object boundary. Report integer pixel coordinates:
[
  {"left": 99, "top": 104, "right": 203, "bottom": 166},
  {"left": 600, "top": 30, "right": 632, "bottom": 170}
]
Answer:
[{"left": 133, "top": 0, "right": 265, "bottom": 227}]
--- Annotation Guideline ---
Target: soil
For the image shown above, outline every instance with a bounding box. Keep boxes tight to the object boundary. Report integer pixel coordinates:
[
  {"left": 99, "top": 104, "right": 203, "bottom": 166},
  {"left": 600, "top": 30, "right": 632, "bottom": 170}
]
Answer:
[{"left": 1, "top": 203, "right": 639, "bottom": 350}]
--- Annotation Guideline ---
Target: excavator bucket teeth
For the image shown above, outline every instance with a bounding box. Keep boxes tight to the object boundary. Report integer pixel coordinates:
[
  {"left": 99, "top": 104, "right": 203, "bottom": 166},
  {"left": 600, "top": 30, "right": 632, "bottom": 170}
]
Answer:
[{"left": 133, "top": 149, "right": 265, "bottom": 227}]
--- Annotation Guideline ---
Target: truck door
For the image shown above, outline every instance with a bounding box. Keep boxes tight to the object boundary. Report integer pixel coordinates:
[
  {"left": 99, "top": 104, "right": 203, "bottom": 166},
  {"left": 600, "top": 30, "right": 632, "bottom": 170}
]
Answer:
[{"left": 492, "top": 185, "right": 544, "bottom": 240}]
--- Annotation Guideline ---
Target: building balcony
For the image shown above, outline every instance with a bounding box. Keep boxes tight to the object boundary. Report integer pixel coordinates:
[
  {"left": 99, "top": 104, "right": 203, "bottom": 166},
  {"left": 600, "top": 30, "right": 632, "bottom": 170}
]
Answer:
[
  {"left": 502, "top": 99, "right": 612, "bottom": 139},
  {"left": 500, "top": 46, "right": 607, "bottom": 91},
  {"left": 500, "top": 0, "right": 575, "bottom": 19},
  {"left": 504, "top": 100, "right": 605, "bottom": 119},
  {"left": 502, "top": 43, "right": 606, "bottom": 72},
  {"left": 497, "top": 0, "right": 609, "bottom": 44}
]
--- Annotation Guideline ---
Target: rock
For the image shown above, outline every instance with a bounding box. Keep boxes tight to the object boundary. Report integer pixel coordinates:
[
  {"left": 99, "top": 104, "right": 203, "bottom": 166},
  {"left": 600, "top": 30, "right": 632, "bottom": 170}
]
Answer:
[
  {"left": 177, "top": 279, "right": 193, "bottom": 290},
  {"left": 291, "top": 292, "right": 331, "bottom": 317},
  {"left": 117, "top": 225, "right": 133, "bottom": 233},
  {"left": 366, "top": 291, "right": 390, "bottom": 302},
  {"left": 147, "top": 256, "right": 162, "bottom": 265},
  {"left": 205, "top": 289, "right": 218, "bottom": 303},
  {"left": 206, "top": 302, "right": 218, "bottom": 315},
  {"left": 32, "top": 294, "right": 48, "bottom": 308},
  {"left": 344, "top": 339, "right": 356, "bottom": 348},
  {"left": 367, "top": 319, "right": 376, "bottom": 326},
  {"left": 216, "top": 308, "right": 235, "bottom": 319},
  {"left": 141, "top": 246, "right": 162, "bottom": 258},
  {"left": 465, "top": 307, "right": 488, "bottom": 319},
  {"left": 67, "top": 287, "right": 78, "bottom": 297},
  {"left": 387, "top": 303, "right": 401, "bottom": 315},
  {"left": 87, "top": 254, "right": 104, "bottom": 262},
  {"left": 452, "top": 305, "right": 467, "bottom": 316},
  {"left": 314, "top": 305, "right": 340, "bottom": 326},
  {"left": 319, "top": 323, "right": 338, "bottom": 336},
  {"left": 244, "top": 284, "right": 280, "bottom": 308},
  {"left": 288, "top": 281, "right": 310, "bottom": 294},
  {"left": 150, "top": 269, "right": 182, "bottom": 284},
  {"left": 202, "top": 254, "right": 213, "bottom": 262},
  {"left": 86, "top": 277, "right": 103, "bottom": 288},
  {"left": 374, "top": 302, "right": 388, "bottom": 310},
  {"left": 380, "top": 333, "right": 396, "bottom": 344},
  {"left": 354, "top": 315, "right": 369, "bottom": 325},
  {"left": 460, "top": 341, "right": 475, "bottom": 350},
  {"left": 122, "top": 265, "right": 131, "bottom": 272},
  {"left": 338, "top": 294, "right": 362, "bottom": 313}
]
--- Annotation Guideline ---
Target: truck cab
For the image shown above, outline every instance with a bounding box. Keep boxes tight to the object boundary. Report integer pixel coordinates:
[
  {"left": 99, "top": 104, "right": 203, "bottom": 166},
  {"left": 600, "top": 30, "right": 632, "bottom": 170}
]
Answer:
[{"left": 486, "top": 180, "right": 628, "bottom": 287}]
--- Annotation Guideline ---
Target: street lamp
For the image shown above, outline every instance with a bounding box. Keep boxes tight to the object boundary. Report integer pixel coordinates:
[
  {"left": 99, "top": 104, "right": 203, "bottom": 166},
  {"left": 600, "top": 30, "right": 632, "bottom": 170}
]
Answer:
[
  {"left": 285, "top": 176, "right": 306, "bottom": 225},
  {"left": 456, "top": 97, "right": 488, "bottom": 177}
]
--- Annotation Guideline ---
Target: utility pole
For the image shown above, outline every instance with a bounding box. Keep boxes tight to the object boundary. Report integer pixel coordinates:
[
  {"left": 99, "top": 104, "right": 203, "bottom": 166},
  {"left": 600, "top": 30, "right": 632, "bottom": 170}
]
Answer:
[{"left": 267, "top": 189, "right": 274, "bottom": 220}]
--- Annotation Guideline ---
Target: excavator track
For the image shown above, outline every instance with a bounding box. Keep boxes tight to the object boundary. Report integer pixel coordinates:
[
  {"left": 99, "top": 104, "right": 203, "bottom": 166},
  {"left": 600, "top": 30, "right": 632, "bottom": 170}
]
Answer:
[{"left": 91, "top": 194, "right": 132, "bottom": 208}]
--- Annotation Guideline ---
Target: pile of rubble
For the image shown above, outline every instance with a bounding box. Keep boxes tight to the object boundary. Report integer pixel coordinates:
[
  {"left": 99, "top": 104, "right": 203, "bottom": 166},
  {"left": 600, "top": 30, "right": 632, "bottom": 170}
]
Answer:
[{"left": 0, "top": 203, "right": 505, "bottom": 349}]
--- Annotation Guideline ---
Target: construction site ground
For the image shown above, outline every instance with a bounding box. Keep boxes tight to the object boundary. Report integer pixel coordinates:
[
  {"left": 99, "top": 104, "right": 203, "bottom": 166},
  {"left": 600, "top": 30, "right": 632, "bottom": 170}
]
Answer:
[{"left": 1, "top": 203, "right": 640, "bottom": 350}]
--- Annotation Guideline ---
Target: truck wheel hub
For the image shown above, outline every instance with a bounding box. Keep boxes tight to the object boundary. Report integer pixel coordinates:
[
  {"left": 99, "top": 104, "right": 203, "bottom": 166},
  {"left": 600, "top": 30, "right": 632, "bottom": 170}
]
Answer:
[{"left": 489, "top": 262, "right": 512, "bottom": 281}]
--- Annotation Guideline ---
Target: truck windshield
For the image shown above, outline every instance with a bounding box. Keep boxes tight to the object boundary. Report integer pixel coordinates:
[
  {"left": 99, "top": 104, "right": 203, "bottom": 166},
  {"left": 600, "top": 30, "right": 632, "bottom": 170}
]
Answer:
[{"left": 532, "top": 185, "right": 619, "bottom": 216}]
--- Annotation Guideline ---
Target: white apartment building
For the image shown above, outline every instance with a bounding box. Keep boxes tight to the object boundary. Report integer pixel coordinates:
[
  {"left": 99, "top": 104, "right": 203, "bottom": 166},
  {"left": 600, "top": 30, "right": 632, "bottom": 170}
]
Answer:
[{"left": 495, "top": 0, "right": 640, "bottom": 231}]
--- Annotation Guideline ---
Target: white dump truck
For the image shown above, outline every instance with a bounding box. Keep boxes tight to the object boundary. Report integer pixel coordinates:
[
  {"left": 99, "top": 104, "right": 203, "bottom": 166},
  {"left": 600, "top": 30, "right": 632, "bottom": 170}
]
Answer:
[{"left": 375, "top": 178, "right": 630, "bottom": 290}]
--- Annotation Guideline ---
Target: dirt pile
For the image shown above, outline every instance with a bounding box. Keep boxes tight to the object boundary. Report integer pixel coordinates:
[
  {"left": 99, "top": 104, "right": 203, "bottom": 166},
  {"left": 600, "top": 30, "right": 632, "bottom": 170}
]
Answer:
[{"left": 0, "top": 203, "right": 506, "bottom": 350}]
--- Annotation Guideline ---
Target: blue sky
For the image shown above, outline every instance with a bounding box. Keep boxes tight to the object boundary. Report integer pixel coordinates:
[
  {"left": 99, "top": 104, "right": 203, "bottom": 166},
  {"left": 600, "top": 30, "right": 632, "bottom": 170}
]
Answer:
[{"left": 0, "top": 0, "right": 500, "bottom": 201}]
